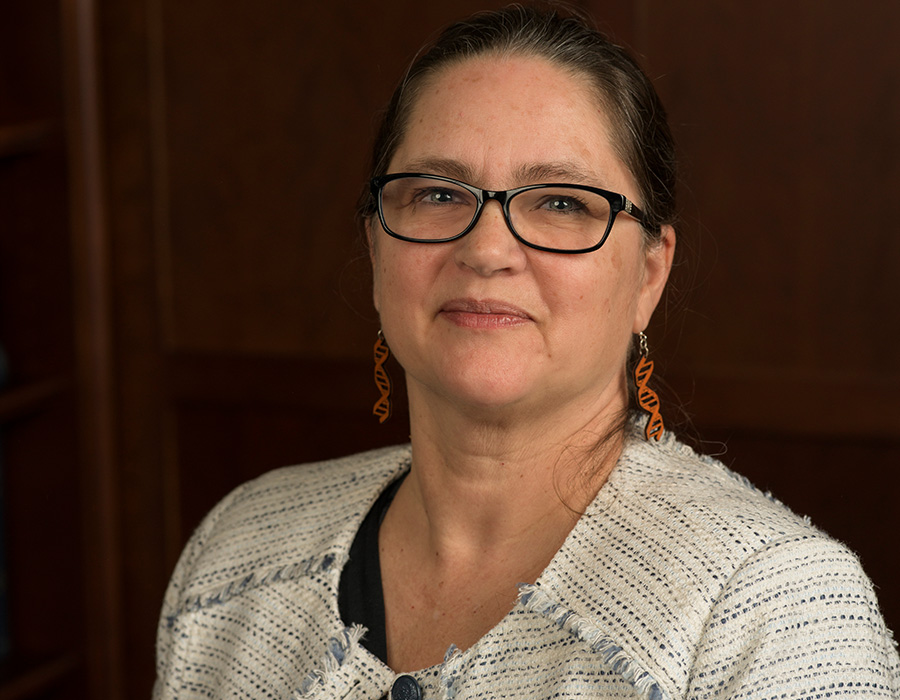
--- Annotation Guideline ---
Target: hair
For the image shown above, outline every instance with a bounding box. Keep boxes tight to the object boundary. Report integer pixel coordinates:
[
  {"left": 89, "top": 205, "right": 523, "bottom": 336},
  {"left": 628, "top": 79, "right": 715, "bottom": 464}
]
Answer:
[{"left": 358, "top": 2, "right": 678, "bottom": 242}]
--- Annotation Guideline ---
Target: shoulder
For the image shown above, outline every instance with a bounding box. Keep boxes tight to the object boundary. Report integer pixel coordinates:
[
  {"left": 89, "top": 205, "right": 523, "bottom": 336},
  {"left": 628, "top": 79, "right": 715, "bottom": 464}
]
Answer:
[
  {"left": 547, "top": 428, "right": 833, "bottom": 629},
  {"left": 610, "top": 430, "right": 819, "bottom": 552},
  {"left": 163, "top": 444, "right": 411, "bottom": 616},
  {"left": 203, "top": 442, "right": 411, "bottom": 537},
  {"left": 608, "top": 431, "right": 879, "bottom": 608},
  {"left": 536, "top": 429, "right": 899, "bottom": 698}
]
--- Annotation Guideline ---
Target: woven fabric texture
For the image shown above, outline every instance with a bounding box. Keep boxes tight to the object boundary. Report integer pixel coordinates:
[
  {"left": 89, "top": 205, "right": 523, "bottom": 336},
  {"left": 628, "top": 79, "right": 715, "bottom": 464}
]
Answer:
[{"left": 155, "top": 430, "right": 900, "bottom": 699}]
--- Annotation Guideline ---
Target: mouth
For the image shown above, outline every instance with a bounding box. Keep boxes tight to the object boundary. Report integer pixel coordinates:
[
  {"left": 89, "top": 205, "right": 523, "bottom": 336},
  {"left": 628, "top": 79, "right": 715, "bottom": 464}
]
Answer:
[{"left": 438, "top": 298, "right": 533, "bottom": 328}]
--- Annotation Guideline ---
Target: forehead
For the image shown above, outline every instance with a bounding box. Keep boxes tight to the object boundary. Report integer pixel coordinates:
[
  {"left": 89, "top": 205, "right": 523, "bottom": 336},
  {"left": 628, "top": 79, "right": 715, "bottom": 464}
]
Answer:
[{"left": 393, "top": 54, "right": 631, "bottom": 190}]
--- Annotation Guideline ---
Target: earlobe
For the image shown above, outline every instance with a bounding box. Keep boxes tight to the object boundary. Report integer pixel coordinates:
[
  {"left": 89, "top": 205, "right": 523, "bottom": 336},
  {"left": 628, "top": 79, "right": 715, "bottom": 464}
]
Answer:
[{"left": 633, "top": 225, "right": 676, "bottom": 333}]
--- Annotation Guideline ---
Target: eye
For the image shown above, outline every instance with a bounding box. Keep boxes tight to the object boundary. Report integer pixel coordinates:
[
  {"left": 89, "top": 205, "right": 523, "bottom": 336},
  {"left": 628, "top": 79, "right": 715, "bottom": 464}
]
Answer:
[
  {"left": 423, "top": 188, "right": 456, "bottom": 204},
  {"left": 540, "top": 195, "right": 587, "bottom": 214},
  {"left": 410, "top": 185, "right": 469, "bottom": 207}
]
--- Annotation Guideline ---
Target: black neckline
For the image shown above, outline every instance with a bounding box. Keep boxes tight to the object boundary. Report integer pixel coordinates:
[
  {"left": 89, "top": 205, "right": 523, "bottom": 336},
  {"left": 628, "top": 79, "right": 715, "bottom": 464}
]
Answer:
[{"left": 337, "top": 474, "right": 405, "bottom": 663}]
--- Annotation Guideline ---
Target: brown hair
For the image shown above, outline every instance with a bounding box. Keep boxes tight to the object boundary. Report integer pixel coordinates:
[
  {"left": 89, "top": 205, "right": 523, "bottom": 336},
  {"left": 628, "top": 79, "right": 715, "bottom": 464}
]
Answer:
[{"left": 358, "top": 3, "right": 677, "bottom": 241}]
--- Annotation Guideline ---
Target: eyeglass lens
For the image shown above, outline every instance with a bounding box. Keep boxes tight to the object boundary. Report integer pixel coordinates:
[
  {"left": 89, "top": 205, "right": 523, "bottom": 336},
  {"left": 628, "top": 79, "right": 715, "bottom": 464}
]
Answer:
[{"left": 379, "top": 176, "right": 613, "bottom": 251}]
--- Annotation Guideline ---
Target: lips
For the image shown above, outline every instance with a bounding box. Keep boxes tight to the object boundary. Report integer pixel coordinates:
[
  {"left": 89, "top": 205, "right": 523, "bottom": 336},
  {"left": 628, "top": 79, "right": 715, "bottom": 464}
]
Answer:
[{"left": 438, "top": 298, "right": 533, "bottom": 328}]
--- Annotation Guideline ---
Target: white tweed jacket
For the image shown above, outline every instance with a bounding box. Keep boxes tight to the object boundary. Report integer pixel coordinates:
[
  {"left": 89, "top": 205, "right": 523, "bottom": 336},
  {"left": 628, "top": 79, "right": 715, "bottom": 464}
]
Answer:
[{"left": 155, "top": 431, "right": 900, "bottom": 699}]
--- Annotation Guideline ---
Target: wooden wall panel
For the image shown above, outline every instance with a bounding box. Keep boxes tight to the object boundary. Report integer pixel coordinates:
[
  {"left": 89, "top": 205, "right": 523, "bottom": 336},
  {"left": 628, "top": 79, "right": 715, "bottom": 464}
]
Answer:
[
  {"left": 1, "top": 2, "right": 89, "bottom": 697},
  {"left": 3, "top": 399, "right": 82, "bottom": 654},
  {"left": 98, "top": 0, "right": 173, "bottom": 693},
  {"left": 0, "top": 148, "right": 72, "bottom": 382},
  {"left": 635, "top": 1, "right": 900, "bottom": 417}
]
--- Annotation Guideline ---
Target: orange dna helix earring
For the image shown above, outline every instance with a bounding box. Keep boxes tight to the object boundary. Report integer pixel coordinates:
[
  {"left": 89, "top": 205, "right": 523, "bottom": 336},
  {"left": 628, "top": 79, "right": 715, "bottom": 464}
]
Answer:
[
  {"left": 634, "top": 331, "right": 664, "bottom": 441},
  {"left": 373, "top": 330, "right": 392, "bottom": 424}
]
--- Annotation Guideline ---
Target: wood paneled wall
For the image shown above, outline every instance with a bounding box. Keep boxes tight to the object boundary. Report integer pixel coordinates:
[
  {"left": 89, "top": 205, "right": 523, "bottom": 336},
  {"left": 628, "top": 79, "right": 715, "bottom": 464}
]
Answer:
[{"left": 73, "top": 1, "right": 900, "bottom": 697}]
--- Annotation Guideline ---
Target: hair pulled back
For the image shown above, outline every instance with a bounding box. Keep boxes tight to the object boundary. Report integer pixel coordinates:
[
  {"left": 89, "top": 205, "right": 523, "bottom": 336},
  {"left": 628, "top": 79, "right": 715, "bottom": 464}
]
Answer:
[{"left": 359, "top": 3, "right": 677, "bottom": 240}]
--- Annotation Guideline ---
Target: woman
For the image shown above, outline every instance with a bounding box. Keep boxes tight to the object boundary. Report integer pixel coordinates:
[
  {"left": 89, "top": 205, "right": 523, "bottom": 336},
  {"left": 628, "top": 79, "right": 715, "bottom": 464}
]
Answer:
[{"left": 154, "top": 6, "right": 899, "bottom": 699}]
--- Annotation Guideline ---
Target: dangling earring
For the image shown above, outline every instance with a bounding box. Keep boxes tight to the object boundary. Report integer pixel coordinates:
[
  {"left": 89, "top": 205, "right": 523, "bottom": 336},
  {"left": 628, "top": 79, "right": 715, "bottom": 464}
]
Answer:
[
  {"left": 634, "top": 331, "right": 664, "bottom": 441},
  {"left": 373, "top": 330, "right": 392, "bottom": 424}
]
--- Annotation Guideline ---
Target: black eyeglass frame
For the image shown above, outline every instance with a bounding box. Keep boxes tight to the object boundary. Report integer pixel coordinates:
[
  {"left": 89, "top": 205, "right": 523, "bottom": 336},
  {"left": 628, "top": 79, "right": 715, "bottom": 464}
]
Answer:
[{"left": 370, "top": 172, "right": 648, "bottom": 254}]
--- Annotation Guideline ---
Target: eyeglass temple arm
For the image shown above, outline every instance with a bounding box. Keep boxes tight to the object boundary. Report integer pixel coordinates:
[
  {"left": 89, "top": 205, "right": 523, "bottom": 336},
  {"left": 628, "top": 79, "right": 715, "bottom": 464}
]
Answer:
[{"left": 622, "top": 197, "right": 650, "bottom": 227}]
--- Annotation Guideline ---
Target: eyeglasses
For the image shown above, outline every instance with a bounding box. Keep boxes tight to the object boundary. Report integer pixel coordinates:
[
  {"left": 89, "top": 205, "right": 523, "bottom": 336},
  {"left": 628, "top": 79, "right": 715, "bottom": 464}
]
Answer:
[{"left": 370, "top": 173, "right": 647, "bottom": 254}]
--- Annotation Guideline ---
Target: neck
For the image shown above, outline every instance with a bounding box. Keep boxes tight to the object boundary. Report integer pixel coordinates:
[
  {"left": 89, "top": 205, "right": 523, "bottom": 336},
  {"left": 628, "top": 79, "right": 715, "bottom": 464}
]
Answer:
[
  {"left": 377, "top": 380, "right": 628, "bottom": 670},
  {"left": 395, "top": 377, "right": 628, "bottom": 562}
]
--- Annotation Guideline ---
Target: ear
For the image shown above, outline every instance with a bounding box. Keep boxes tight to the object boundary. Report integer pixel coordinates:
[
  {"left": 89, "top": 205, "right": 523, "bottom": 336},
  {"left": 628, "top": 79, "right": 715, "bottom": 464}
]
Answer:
[
  {"left": 366, "top": 219, "right": 381, "bottom": 313},
  {"left": 633, "top": 225, "right": 676, "bottom": 333}
]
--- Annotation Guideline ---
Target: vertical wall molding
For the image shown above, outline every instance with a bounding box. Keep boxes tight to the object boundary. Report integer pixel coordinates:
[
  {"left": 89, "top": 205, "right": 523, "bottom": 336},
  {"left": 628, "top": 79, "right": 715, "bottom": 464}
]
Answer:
[{"left": 60, "top": 0, "right": 125, "bottom": 698}]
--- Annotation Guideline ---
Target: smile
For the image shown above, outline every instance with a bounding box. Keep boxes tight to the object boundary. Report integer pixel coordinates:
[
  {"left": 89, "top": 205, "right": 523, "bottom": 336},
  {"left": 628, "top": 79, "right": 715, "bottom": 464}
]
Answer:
[{"left": 438, "top": 298, "right": 533, "bottom": 329}]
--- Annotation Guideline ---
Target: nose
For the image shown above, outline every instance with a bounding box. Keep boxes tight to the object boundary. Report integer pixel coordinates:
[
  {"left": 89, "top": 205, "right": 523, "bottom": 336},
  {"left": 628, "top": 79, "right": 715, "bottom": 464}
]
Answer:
[{"left": 453, "top": 200, "right": 527, "bottom": 276}]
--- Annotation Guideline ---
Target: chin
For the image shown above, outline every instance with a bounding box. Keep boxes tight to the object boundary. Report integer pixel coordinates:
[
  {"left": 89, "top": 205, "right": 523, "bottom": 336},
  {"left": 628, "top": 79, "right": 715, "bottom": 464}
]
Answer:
[
  {"left": 438, "top": 372, "right": 538, "bottom": 414},
  {"left": 404, "top": 343, "right": 549, "bottom": 414}
]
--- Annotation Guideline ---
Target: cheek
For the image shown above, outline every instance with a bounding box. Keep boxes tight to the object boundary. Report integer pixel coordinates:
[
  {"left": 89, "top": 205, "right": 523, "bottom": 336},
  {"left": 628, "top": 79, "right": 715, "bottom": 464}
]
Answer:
[
  {"left": 604, "top": 242, "right": 646, "bottom": 306},
  {"left": 372, "top": 241, "right": 438, "bottom": 318},
  {"left": 552, "top": 250, "right": 629, "bottom": 313},
  {"left": 545, "top": 249, "right": 643, "bottom": 352},
  {"left": 373, "top": 260, "right": 406, "bottom": 319}
]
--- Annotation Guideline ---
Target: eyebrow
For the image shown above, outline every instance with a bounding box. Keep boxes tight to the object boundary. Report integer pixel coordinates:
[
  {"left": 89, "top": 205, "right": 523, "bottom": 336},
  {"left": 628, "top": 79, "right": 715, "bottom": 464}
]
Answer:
[
  {"left": 400, "top": 157, "right": 477, "bottom": 183},
  {"left": 396, "top": 157, "right": 604, "bottom": 189},
  {"left": 513, "top": 162, "right": 602, "bottom": 186}
]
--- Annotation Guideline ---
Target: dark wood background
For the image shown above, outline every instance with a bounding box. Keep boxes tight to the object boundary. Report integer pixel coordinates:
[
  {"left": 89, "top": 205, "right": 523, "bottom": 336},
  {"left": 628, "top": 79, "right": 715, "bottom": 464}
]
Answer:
[{"left": 2, "top": 1, "right": 897, "bottom": 698}]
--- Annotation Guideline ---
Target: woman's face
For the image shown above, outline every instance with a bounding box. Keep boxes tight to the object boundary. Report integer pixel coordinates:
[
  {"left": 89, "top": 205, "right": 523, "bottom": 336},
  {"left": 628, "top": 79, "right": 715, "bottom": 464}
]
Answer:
[{"left": 370, "top": 55, "right": 673, "bottom": 423}]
